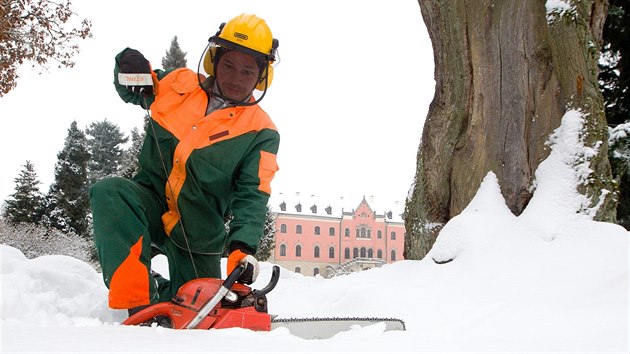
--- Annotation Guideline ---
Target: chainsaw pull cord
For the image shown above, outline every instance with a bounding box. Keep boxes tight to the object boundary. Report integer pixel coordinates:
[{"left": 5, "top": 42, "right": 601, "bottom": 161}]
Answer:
[{"left": 140, "top": 90, "right": 200, "bottom": 279}]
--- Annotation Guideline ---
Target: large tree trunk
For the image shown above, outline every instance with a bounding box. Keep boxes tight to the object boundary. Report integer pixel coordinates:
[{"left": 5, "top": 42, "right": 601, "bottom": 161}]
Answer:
[{"left": 405, "top": 0, "right": 616, "bottom": 260}]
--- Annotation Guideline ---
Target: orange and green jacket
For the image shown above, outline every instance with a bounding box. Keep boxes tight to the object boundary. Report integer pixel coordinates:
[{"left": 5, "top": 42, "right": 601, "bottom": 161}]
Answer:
[{"left": 114, "top": 48, "right": 280, "bottom": 255}]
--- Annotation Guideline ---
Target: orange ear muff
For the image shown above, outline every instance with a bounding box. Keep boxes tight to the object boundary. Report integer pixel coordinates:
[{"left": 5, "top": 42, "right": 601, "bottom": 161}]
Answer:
[{"left": 255, "top": 63, "right": 273, "bottom": 91}]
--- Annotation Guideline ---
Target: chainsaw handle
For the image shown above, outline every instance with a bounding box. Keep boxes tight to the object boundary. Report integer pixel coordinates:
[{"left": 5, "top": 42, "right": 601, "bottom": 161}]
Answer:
[
  {"left": 253, "top": 265, "right": 280, "bottom": 299},
  {"left": 224, "top": 263, "right": 245, "bottom": 289},
  {"left": 186, "top": 264, "right": 245, "bottom": 329}
]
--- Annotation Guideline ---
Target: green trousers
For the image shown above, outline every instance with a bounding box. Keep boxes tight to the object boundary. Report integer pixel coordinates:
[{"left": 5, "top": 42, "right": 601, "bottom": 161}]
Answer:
[{"left": 90, "top": 177, "right": 221, "bottom": 309}]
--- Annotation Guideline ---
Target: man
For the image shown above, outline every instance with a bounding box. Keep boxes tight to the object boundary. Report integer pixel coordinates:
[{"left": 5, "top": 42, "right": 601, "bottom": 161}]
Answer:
[{"left": 90, "top": 14, "right": 280, "bottom": 315}]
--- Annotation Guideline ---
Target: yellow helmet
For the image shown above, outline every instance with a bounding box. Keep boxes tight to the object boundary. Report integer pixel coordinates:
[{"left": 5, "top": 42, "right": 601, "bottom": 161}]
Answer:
[{"left": 204, "top": 14, "right": 278, "bottom": 90}]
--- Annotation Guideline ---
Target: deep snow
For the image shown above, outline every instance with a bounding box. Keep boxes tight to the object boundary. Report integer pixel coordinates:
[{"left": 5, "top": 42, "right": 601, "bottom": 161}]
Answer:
[{"left": 1, "top": 112, "right": 628, "bottom": 353}]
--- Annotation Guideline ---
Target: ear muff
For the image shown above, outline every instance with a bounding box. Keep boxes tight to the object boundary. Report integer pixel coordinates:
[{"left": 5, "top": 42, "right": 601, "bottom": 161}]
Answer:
[
  {"left": 203, "top": 47, "right": 217, "bottom": 77},
  {"left": 255, "top": 63, "right": 273, "bottom": 91}
]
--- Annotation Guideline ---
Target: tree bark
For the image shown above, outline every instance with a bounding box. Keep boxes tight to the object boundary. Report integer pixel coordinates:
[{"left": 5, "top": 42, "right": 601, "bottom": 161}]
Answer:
[{"left": 405, "top": 0, "right": 616, "bottom": 259}]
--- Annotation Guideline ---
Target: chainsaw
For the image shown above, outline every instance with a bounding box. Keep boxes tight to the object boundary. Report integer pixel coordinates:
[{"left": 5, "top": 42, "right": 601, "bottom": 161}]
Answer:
[{"left": 123, "top": 264, "right": 405, "bottom": 339}]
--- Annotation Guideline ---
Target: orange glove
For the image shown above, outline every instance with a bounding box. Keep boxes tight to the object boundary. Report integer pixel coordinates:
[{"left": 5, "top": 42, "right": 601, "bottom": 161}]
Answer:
[{"left": 227, "top": 249, "right": 259, "bottom": 284}]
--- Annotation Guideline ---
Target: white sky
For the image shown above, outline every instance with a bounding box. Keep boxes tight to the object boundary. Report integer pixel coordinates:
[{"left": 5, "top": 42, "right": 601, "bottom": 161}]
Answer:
[{"left": 0, "top": 0, "right": 433, "bottom": 207}]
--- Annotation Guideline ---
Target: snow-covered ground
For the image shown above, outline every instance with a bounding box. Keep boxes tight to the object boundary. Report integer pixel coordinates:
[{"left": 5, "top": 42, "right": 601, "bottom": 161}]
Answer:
[{"left": 2, "top": 112, "right": 628, "bottom": 353}]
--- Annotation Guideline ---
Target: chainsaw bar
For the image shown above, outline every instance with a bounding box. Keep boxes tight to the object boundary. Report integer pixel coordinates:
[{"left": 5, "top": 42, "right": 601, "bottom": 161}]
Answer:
[{"left": 271, "top": 317, "right": 406, "bottom": 339}]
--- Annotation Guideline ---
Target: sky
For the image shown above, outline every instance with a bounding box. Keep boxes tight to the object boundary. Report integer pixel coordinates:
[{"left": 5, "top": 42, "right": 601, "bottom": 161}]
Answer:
[
  {"left": 2, "top": 109, "right": 628, "bottom": 353},
  {"left": 0, "top": 0, "right": 432, "bottom": 209}
]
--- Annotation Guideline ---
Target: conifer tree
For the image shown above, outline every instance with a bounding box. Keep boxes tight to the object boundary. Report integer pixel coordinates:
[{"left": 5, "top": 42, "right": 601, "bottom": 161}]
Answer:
[
  {"left": 600, "top": 0, "right": 630, "bottom": 229},
  {"left": 86, "top": 119, "right": 128, "bottom": 184},
  {"left": 44, "top": 121, "right": 91, "bottom": 237},
  {"left": 3, "top": 161, "right": 44, "bottom": 225},
  {"left": 120, "top": 125, "right": 145, "bottom": 179},
  {"left": 257, "top": 205, "right": 277, "bottom": 261},
  {"left": 161, "top": 36, "right": 188, "bottom": 71},
  {"left": 120, "top": 127, "right": 143, "bottom": 179}
]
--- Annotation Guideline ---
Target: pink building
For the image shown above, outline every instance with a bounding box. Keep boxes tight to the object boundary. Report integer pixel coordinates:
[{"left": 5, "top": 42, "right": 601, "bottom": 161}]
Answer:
[{"left": 268, "top": 193, "right": 406, "bottom": 278}]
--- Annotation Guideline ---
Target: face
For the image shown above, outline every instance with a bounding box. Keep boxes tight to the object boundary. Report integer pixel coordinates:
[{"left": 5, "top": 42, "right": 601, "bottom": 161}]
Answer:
[{"left": 216, "top": 50, "right": 261, "bottom": 101}]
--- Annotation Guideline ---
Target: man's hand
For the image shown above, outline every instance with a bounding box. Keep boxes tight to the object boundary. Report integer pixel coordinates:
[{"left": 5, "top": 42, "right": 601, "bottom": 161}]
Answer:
[
  {"left": 227, "top": 249, "right": 259, "bottom": 285},
  {"left": 118, "top": 49, "right": 154, "bottom": 95}
]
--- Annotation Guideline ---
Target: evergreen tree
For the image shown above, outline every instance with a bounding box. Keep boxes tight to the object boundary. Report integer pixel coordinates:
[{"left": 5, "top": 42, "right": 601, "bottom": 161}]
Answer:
[
  {"left": 3, "top": 161, "right": 44, "bottom": 225},
  {"left": 600, "top": 1, "right": 629, "bottom": 126},
  {"left": 256, "top": 205, "right": 276, "bottom": 261},
  {"left": 86, "top": 119, "right": 128, "bottom": 184},
  {"left": 120, "top": 123, "right": 146, "bottom": 179},
  {"left": 600, "top": 1, "right": 630, "bottom": 228},
  {"left": 161, "top": 36, "right": 187, "bottom": 71},
  {"left": 44, "top": 121, "right": 91, "bottom": 237}
]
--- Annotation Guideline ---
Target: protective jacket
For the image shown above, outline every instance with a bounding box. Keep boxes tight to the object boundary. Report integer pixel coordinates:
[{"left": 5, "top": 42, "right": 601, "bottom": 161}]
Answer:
[{"left": 113, "top": 48, "right": 280, "bottom": 255}]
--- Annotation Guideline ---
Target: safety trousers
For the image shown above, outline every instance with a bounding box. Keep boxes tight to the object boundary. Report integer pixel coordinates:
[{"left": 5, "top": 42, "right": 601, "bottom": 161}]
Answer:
[{"left": 90, "top": 177, "right": 221, "bottom": 309}]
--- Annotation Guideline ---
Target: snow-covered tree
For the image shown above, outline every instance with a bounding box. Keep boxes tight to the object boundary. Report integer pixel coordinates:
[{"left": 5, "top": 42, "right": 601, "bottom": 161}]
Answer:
[
  {"left": 257, "top": 205, "right": 277, "bottom": 262},
  {"left": 3, "top": 161, "right": 44, "bottom": 225},
  {"left": 43, "top": 121, "right": 91, "bottom": 238},
  {"left": 86, "top": 119, "right": 128, "bottom": 184},
  {"left": 161, "top": 36, "right": 187, "bottom": 71},
  {"left": 120, "top": 125, "right": 145, "bottom": 179},
  {"left": 0, "top": 219, "right": 93, "bottom": 264},
  {"left": 600, "top": 0, "right": 630, "bottom": 229}
]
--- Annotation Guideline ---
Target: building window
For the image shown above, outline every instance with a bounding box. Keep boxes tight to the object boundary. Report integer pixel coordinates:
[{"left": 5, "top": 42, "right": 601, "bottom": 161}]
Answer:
[
  {"left": 345, "top": 228, "right": 350, "bottom": 237},
  {"left": 314, "top": 226, "right": 320, "bottom": 235},
  {"left": 355, "top": 228, "right": 359, "bottom": 237},
  {"left": 391, "top": 231, "right": 396, "bottom": 240},
  {"left": 314, "top": 267, "right": 320, "bottom": 276},
  {"left": 280, "top": 224, "right": 287, "bottom": 233},
  {"left": 360, "top": 247, "right": 366, "bottom": 258},
  {"left": 367, "top": 229, "right": 371, "bottom": 238},
  {"left": 296, "top": 245, "right": 302, "bottom": 257},
  {"left": 295, "top": 267, "right": 301, "bottom": 273},
  {"left": 314, "top": 246, "right": 320, "bottom": 258},
  {"left": 391, "top": 250, "right": 396, "bottom": 261},
  {"left": 377, "top": 249, "right": 383, "bottom": 259},
  {"left": 344, "top": 248, "right": 350, "bottom": 259},
  {"left": 280, "top": 244, "right": 286, "bottom": 257},
  {"left": 329, "top": 247, "right": 335, "bottom": 259},
  {"left": 296, "top": 225, "right": 302, "bottom": 234},
  {"left": 360, "top": 227, "right": 366, "bottom": 238},
  {"left": 377, "top": 230, "right": 382, "bottom": 239},
  {"left": 353, "top": 248, "right": 359, "bottom": 258},
  {"left": 329, "top": 227, "right": 335, "bottom": 236},
  {"left": 368, "top": 248, "right": 373, "bottom": 258}
]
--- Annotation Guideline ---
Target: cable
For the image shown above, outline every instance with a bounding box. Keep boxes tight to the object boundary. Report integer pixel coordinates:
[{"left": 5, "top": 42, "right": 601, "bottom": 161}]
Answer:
[{"left": 140, "top": 91, "right": 200, "bottom": 279}]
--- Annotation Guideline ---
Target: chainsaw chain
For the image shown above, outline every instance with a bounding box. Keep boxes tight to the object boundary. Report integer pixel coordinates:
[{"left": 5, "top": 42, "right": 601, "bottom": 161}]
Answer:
[{"left": 271, "top": 316, "right": 406, "bottom": 330}]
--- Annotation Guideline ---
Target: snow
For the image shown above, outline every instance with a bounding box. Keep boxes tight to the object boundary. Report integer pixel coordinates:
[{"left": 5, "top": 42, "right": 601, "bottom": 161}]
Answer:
[
  {"left": 545, "top": 0, "right": 577, "bottom": 23},
  {"left": 1, "top": 112, "right": 629, "bottom": 352}
]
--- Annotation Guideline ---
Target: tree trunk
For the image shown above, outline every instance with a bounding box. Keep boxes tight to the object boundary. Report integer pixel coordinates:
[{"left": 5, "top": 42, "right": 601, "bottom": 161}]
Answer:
[{"left": 405, "top": 0, "right": 616, "bottom": 259}]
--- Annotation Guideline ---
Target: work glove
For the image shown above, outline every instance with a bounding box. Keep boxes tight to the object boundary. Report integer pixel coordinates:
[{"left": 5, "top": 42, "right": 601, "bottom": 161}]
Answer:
[
  {"left": 118, "top": 49, "right": 154, "bottom": 95},
  {"left": 227, "top": 249, "right": 259, "bottom": 285}
]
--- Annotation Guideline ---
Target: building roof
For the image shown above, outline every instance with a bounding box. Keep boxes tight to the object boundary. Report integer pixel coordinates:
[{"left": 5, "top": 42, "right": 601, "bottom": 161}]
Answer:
[{"left": 268, "top": 191, "right": 406, "bottom": 223}]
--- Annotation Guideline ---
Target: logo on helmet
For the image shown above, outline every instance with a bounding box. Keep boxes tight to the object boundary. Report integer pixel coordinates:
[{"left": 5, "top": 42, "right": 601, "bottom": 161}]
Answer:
[{"left": 233, "top": 32, "right": 248, "bottom": 40}]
